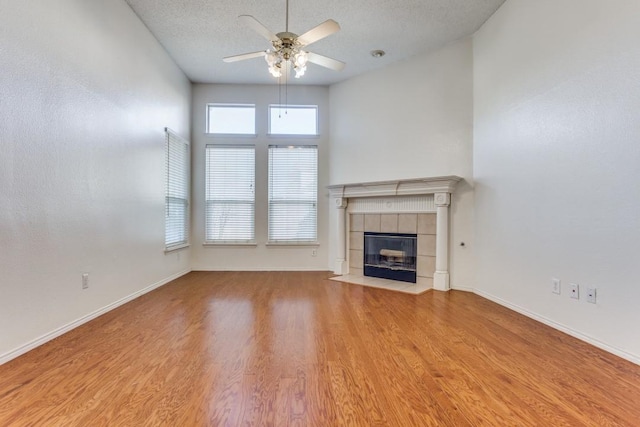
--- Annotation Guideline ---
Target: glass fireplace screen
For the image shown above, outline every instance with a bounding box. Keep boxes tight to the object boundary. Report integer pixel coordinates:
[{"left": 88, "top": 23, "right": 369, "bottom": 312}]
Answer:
[{"left": 363, "top": 232, "right": 417, "bottom": 283}]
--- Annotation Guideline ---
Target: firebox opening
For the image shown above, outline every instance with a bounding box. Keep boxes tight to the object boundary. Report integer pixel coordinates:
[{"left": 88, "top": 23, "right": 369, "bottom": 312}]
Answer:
[{"left": 363, "top": 232, "right": 417, "bottom": 283}]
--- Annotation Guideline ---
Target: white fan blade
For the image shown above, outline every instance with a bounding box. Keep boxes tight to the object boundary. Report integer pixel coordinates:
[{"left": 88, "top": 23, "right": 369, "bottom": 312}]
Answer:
[
  {"left": 297, "top": 19, "right": 340, "bottom": 46},
  {"left": 306, "top": 51, "right": 345, "bottom": 71},
  {"left": 238, "top": 15, "right": 279, "bottom": 42},
  {"left": 223, "top": 51, "right": 266, "bottom": 63}
]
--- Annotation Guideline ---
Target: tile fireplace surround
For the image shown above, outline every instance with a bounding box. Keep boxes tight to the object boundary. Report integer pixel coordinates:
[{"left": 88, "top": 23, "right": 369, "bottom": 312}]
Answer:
[{"left": 328, "top": 176, "right": 461, "bottom": 294}]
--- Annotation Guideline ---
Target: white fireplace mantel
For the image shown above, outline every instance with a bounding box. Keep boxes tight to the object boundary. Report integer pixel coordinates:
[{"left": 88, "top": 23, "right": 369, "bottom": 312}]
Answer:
[
  {"left": 328, "top": 176, "right": 462, "bottom": 292},
  {"left": 327, "top": 176, "right": 461, "bottom": 200}
]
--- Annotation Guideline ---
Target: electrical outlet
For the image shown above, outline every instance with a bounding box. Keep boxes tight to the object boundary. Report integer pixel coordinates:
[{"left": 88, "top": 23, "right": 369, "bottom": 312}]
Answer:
[
  {"left": 82, "top": 273, "right": 89, "bottom": 289},
  {"left": 587, "top": 287, "right": 597, "bottom": 304},
  {"left": 569, "top": 283, "right": 579, "bottom": 299},
  {"left": 311, "top": 248, "right": 317, "bottom": 257},
  {"left": 551, "top": 278, "right": 561, "bottom": 294}
]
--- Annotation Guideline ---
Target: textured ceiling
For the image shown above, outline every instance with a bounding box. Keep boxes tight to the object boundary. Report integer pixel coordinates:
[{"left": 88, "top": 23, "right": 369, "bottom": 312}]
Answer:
[{"left": 124, "top": 0, "right": 506, "bottom": 86}]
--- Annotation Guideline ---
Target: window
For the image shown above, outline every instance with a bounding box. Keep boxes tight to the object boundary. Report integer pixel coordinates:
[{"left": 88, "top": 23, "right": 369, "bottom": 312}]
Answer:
[
  {"left": 165, "top": 128, "right": 190, "bottom": 250},
  {"left": 205, "top": 145, "right": 255, "bottom": 243},
  {"left": 268, "top": 145, "right": 318, "bottom": 243},
  {"left": 206, "top": 104, "right": 256, "bottom": 135},
  {"left": 269, "top": 105, "right": 318, "bottom": 135}
]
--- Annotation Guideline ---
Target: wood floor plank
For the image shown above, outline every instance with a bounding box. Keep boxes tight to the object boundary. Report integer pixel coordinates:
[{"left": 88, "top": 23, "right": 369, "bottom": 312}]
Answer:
[{"left": 1, "top": 271, "right": 640, "bottom": 426}]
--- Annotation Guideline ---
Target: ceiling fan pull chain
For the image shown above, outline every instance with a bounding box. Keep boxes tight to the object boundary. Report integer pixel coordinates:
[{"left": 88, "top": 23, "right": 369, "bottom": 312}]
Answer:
[{"left": 278, "top": 73, "right": 282, "bottom": 117}]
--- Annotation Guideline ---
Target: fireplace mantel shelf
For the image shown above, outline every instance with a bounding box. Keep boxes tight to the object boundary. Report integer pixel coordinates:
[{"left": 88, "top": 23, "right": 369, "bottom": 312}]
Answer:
[
  {"left": 328, "top": 176, "right": 462, "bottom": 293},
  {"left": 328, "top": 176, "right": 462, "bottom": 199}
]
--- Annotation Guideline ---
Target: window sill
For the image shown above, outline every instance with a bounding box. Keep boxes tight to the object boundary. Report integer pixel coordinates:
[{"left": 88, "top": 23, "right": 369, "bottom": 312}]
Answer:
[
  {"left": 165, "top": 243, "right": 190, "bottom": 254},
  {"left": 203, "top": 242, "right": 258, "bottom": 247},
  {"left": 205, "top": 133, "right": 257, "bottom": 138},
  {"left": 267, "top": 134, "right": 319, "bottom": 139},
  {"left": 266, "top": 241, "right": 320, "bottom": 247}
]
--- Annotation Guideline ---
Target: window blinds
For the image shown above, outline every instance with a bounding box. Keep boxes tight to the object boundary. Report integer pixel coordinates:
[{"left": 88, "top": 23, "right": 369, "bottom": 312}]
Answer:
[
  {"left": 165, "top": 129, "right": 190, "bottom": 249},
  {"left": 205, "top": 145, "right": 255, "bottom": 243},
  {"left": 268, "top": 145, "right": 318, "bottom": 243}
]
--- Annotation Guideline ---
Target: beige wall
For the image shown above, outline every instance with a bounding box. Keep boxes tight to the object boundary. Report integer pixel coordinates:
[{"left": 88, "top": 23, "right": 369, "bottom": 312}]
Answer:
[
  {"left": 329, "top": 38, "right": 475, "bottom": 290},
  {"left": 474, "top": 0, "right": 640, "bottom": 363},
  {"left": 0, "top": 0, "right": 191, "bottom": 362}
]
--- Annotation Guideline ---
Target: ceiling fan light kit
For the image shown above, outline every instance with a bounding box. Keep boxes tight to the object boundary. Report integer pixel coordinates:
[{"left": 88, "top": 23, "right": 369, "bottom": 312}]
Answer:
[
  {"left": 223, "top": 0, "right": 345, "bottom": 80},
  {"left": 264, "top": 33, "right": 308, "bottom": 78}
]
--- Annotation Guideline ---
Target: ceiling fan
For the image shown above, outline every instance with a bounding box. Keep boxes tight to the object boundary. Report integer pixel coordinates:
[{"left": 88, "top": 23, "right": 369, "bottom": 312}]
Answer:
[{"left": 223, "top": 0, "right": 345, "bottom": 79}]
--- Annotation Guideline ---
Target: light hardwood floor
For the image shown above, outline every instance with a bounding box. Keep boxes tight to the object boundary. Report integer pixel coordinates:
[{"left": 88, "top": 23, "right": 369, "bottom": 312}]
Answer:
[{"left": 1, "top": 271, "right": 639, "bottom": 426}]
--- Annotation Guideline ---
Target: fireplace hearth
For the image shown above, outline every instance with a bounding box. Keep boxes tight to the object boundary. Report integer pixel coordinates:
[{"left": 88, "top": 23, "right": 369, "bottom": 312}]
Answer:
[{"left": 364, "top": 232, "right": 417, "bottom": 283}]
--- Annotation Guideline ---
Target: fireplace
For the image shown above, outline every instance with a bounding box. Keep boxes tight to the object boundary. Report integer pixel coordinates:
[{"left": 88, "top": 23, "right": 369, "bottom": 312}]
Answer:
[
  {"left": 364, "top": 232, "right": 417, "bottom": 283},
  {"left": 328, "top": 176, "right": 461, "bottom": 292}
]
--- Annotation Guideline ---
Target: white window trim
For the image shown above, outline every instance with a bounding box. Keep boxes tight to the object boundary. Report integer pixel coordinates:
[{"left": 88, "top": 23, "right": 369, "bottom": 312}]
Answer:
[
  {"left": 265, "top": 241, "right": 320, "bottom": 247},
  {"left": 203, "top": 242, "right": 258, "bottom": 247},
  {"left": 165, "top": 243, "right": 190, "bottom": 254}
]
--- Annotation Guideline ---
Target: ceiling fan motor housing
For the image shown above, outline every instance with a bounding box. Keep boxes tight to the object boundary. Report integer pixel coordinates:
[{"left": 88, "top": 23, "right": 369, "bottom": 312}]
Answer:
[{"left": 274, "top": 32, "right": 299, "bottom": 60}]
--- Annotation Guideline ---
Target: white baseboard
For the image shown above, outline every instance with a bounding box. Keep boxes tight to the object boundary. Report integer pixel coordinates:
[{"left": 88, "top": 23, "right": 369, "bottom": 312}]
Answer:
[
  {"left": 0, "top": 269, "right": 191, "bottom": 366},
  {"left": 473, "top": 288, "right": 640, "bottom": 366},
  {"left": 191, "top": 267, "right": 331, "bottom": 272},
  {"left": 451, "top": 285, "right": 474, "bottom": 292}
]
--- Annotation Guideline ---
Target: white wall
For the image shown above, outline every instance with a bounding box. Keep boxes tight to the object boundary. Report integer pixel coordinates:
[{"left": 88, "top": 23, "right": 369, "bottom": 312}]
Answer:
[
  {"left": 328, "top": 39, "right": 475, "bottom": 289},
  {"left": 191, "top": 84, "right": 330, "bottom": 270},
  {"left": 0, "top": 0, "right": 191, "bottom": 363},
  {"left": 474, "top": 0, "right": 640, "bottom": 363}
]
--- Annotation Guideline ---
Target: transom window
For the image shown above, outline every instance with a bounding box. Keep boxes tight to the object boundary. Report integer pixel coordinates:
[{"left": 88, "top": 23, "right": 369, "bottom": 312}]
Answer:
[
  {"left": 268, "top": 105, "right": 318, "bottom": 136},
  {"left": 206, "top": 104, "right": 256, "bottom": 135}
]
